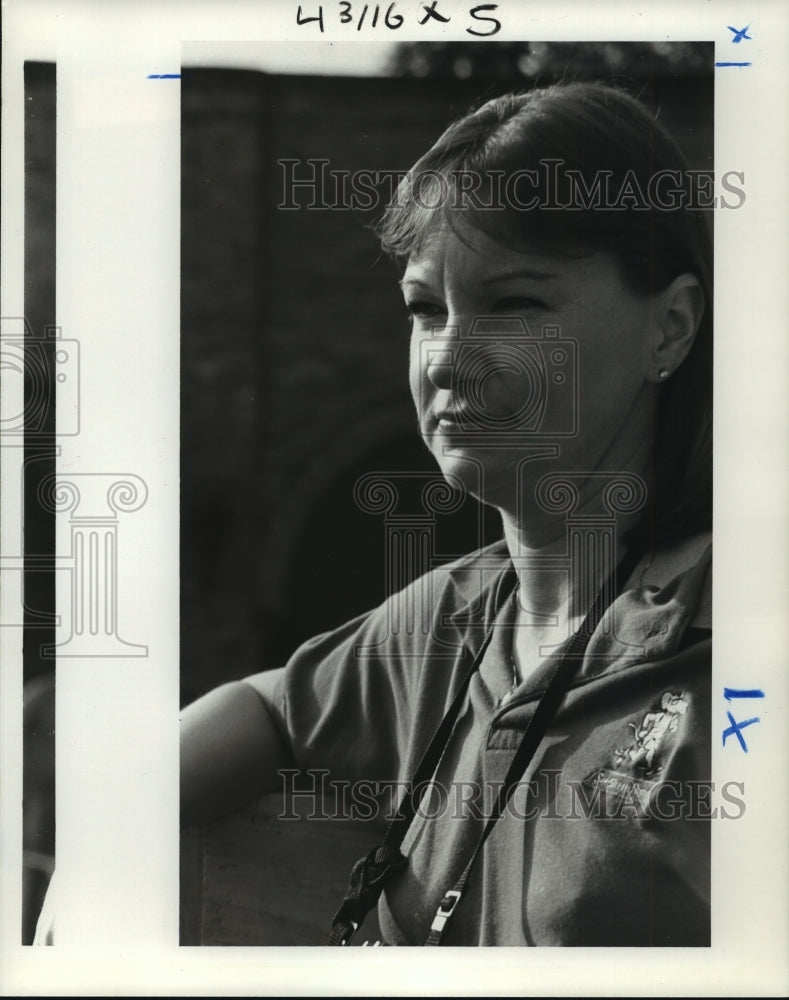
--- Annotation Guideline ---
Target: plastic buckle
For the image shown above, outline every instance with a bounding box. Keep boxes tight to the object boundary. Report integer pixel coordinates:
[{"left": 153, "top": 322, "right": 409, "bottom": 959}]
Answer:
[
  {"left": 339, "top": 920, "right": 359, "bottom": 946},
  {"left": 430, "top": 890, "right": 462, "bottom": 934}
]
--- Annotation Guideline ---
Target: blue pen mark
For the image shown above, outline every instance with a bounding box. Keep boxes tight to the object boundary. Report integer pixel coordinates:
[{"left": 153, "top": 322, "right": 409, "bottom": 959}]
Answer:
[
  {"left": 147, "top": 73, "right": 181, "bottom": 79},
  {"left": 722, "top": 712, "right": 760, "bottom": 751},
  {"left": 715, "top": 61, "right": 752, "bottom": 67},
  {"left": 723, "top": 688, "right": 765, "bottom": 750},
  {"left": 727, "top": 24, "right": 752, "bottom": 43},
  {"left": 724, "top": 687, "right": 765, "bottom": 701}
]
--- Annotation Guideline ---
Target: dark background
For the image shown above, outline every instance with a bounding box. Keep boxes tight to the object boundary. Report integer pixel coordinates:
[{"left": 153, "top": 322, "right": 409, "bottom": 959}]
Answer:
[{"left": 180, "top": 42, "right": 714, "bottom": 705}]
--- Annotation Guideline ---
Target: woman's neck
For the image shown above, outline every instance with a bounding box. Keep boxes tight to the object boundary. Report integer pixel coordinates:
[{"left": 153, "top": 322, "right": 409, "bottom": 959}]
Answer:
[
  {"left": 498, "top": 487, "right": 646, "bottom": 627},
  {"left": 494, "top": 429, "right": 653, "bottom": 624}
]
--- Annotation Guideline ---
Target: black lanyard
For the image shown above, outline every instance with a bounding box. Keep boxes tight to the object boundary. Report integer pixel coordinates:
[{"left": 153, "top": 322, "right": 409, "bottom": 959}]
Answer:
[{"left": 327, "top": 544, "right": 644, "bottom": 946}]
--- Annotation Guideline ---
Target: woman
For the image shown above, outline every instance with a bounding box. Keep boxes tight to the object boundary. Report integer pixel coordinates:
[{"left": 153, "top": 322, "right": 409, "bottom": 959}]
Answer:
[{"left": 181, "top": 81, "right": 712, "bottom": 946}]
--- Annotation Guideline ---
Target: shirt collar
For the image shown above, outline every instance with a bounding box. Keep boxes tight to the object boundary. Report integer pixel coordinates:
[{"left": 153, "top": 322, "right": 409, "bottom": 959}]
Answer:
[{"left": 441, "top": 537, "right": 711, "bottom": 677}]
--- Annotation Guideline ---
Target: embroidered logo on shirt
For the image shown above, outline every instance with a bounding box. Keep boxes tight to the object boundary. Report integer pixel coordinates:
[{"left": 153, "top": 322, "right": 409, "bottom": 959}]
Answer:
[
  {"left": 582, "top": 691, "right": 690, "bottom": 811},
  {"left": 582, "top": 767, "right": 654, "bottom": 812},
  {"left": 612, "top": 691, "right": 689, "bottom": 779}
]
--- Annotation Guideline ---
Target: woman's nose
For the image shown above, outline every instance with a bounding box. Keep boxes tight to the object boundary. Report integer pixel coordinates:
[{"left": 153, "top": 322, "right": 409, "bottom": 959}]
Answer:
[
  {"left": 424, "top": 318, "right": 462, "bottom": 391},
  {"left": 425, "top": 344, "right": 454, "bottom": 390}
]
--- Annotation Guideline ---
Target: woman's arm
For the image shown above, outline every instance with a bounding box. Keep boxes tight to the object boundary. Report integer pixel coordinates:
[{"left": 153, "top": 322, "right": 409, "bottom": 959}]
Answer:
[{"left": 180, "top": 668, "right": 291, "bottom": 827}]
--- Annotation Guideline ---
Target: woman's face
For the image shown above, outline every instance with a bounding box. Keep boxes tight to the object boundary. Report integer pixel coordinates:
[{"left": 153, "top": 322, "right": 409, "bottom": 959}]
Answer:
[{"left": 403, "top": 220, "right": 659, "bottom": 512}]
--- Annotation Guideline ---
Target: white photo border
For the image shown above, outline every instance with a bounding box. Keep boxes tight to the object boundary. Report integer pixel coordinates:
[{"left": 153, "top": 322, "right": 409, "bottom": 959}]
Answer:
[{"left": 2, "top": 0, "right": 788, "bottom": 995}]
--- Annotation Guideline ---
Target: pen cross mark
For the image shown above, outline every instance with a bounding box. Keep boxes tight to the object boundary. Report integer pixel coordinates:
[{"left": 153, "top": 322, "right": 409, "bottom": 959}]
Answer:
[{"left": 727, "top": 24, "right": 752, "bottom": 43}]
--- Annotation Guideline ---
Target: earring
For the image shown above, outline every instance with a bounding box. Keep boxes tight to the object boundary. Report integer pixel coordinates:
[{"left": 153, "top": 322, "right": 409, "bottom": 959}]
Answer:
[{"left": 658, "top": 368, "right": 669, "bottom": 381}]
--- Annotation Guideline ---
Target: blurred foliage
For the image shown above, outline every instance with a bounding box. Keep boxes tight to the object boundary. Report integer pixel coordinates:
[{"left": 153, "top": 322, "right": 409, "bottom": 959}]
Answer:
[{"left": 387, "top": 41, "right": 712, "bottom": 82}]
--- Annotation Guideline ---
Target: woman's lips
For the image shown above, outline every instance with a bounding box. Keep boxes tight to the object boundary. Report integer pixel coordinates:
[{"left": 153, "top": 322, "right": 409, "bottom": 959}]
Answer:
[
  {"left": 433, "top": 408, "right": 518, "bottom": 433},
  {"left": 435, "top": 410, "right": 466, "bottom": 431}
]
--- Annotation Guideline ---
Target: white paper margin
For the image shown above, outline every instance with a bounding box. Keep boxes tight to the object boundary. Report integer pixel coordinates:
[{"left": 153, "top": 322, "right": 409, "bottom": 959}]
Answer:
[{"left": 2, "top": 0, "right": 788, "bottom": 994}]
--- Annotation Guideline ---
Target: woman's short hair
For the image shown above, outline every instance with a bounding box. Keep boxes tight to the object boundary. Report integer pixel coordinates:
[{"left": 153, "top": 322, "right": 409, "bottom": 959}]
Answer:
[{"left": 377, "top": 81, "right": 713, "bottom": 549}]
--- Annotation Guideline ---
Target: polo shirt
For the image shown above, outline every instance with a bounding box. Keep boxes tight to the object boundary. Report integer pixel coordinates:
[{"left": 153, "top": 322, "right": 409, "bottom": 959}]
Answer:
[{"left": 264, "top": 536, "right": 712, "bottom": 946}]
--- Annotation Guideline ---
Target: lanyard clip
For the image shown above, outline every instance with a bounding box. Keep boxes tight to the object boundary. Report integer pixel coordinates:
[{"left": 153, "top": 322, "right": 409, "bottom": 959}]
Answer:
[
  {"left": 430, "top": 889, "right": 462, "bottom": 934},
  {"left": 338, "top": 920, "right": 359, "bottom": 946}
]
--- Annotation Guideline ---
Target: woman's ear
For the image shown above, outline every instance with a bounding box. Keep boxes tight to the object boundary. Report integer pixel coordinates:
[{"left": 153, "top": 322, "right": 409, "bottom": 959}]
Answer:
[{"left": 647, "top": 274, "right": 705, "bottom": 383}]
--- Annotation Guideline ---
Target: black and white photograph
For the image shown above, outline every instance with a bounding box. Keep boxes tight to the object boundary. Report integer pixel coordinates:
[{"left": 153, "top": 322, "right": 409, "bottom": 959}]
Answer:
[
  {"left": 179, "top": 38, "right": 717, "bottom": 948},
  {"left": 2, "top": 0, "right": 789, "bottom": 994}
]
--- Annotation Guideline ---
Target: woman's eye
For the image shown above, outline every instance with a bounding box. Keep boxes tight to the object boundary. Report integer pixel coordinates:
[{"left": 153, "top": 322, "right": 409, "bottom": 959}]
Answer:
[{"left": 405, "top": 300, "right": 446, "bottom": 321}]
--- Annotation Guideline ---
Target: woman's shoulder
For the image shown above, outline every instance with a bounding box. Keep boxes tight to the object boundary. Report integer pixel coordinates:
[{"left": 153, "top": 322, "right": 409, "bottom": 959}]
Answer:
[
  {"left": 363, "top": 537, "right": 512, "bottom": 644},
  {"left": 405, "top": 535, "right": 511, "bottom": 602},
  {"left": 434, "top": 536, "right": 510, "bottom": 575},
  {"left": 636, "top": 531, "right": 712, "bottom": 629},
  {"left": 374, "top": 536, "right": 511, "bottom": 609}
]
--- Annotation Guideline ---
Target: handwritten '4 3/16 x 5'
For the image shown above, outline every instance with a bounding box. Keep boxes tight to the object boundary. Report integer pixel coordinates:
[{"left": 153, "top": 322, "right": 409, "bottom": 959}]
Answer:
[{"left": 296, "top": 2, "right": 503, "bottom": 35}]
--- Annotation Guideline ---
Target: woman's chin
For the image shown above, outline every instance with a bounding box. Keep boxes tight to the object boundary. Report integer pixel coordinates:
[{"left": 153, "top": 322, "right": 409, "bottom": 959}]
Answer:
[
  {"left": 429, "top": 440, "right": 576, "bottom": 513},
  {"left": 429, "top": 448, "right": 511, "bottom": 508}
]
